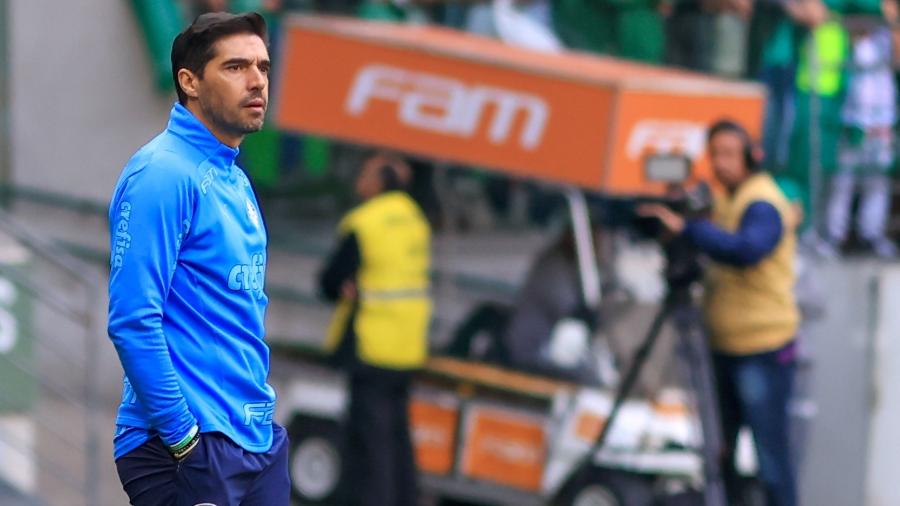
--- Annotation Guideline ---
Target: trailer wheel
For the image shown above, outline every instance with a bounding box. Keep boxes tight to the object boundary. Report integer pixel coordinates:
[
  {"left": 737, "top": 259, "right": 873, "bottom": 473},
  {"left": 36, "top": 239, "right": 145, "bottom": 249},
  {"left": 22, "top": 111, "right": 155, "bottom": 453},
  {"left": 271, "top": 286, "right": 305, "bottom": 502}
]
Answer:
[
  {"left": 287, "top": 416, "right": 343, "bottom": 505},
  {"left": 736, "top": 476, "right": 767, "bottom": 506},
  {"left": 560, "top": 469, "right": 654, "bottom": 506}
]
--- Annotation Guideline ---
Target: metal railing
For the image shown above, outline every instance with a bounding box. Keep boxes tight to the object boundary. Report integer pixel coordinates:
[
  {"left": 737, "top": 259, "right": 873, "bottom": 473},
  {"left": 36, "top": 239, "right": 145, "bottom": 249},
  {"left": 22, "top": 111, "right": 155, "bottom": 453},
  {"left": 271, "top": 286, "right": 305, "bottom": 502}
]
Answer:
[{"left": 0, "top": 207, "right": 103, "bottom": 506}]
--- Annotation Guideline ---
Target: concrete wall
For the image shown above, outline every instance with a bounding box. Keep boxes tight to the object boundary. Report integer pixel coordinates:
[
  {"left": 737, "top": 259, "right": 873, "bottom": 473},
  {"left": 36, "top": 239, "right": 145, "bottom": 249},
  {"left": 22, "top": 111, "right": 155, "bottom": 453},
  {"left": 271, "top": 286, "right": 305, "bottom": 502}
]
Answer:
[
  {"left": 799, "top": 262, "right": 879, "bottom": 506},
  {"left": 865, "top": 269, "right": 900, "bottom": 506},
  {"left": 798, "top": 261, "right": 900, "bottom": 506},
  {"left": 9, "top": 0, "right": 173, "bottom": 203}
]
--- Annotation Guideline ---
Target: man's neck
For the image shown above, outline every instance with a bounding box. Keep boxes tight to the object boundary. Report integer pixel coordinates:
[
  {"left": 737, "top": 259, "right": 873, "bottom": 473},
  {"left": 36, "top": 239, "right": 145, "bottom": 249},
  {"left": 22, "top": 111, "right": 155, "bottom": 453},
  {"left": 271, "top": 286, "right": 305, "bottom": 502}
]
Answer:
[{"left": 185, "top": 102, "right": 243, "bottom": 148}]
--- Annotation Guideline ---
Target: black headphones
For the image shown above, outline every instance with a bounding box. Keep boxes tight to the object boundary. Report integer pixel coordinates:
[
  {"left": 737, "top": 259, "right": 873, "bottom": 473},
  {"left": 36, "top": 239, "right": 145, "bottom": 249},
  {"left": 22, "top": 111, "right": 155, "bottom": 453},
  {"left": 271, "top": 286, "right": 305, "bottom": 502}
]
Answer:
[
  {"left": 707, "top": 119, "right": 760, "bottom": 172},
  {"left": 380, "top": 165, "right": 401, "bottom": 191},
  {"left": 369, "top": 152, "right": 409, "bottom": 192}
]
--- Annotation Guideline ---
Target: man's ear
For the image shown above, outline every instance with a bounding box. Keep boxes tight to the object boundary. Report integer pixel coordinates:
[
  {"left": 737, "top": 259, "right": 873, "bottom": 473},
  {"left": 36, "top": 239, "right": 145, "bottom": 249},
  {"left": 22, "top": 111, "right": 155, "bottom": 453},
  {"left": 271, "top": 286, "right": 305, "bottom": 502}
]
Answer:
[{"left": 177, "top": 69, "right": 201, "bottom": 101}]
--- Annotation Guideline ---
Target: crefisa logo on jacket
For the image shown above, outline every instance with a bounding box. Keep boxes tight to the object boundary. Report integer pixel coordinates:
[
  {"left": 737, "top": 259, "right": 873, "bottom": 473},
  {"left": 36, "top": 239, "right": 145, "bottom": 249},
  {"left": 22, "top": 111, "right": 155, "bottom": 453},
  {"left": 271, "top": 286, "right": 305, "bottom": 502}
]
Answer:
[
  {"left": 228, "top": 252, "right": 266, "bottom": 299},
  {"left": 111, "top": 202, "right": 133, "bottom": 270}
]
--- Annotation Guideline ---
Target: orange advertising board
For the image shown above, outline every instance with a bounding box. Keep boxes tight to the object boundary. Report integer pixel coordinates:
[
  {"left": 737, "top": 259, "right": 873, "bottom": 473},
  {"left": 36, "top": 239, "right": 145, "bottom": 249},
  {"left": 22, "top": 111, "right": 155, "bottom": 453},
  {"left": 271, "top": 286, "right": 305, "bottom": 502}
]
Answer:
[
  {"left": 275, "top": 15, "right": 764, "bottom": 195},
  {"left": 409, "top": 395, "right": 459, "bottom": 475},
  {"left": 607, "top": 90, "right": 763, "bottom": 194},
  {"left": 574, "top": 412, "right": 606, "bottom": 442},
  {"left": 459, "top": 405, "right": 546, "bottom": 492}
]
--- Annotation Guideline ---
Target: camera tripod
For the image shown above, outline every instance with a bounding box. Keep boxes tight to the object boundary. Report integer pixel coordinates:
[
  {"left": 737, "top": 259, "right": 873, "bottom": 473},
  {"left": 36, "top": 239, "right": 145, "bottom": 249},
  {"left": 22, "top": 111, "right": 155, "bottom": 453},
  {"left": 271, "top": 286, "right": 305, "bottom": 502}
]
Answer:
[{"left": 558, "top": 237, "right": 728, "bottom": 506}]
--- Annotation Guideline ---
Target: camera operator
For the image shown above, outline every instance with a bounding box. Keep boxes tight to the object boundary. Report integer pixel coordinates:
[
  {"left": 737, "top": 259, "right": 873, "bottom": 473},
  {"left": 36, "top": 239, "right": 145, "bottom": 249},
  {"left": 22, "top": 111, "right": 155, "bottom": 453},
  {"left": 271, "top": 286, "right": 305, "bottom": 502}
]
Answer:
[{"left": 639, "top": 119, "right": 800, "bottom": 506}]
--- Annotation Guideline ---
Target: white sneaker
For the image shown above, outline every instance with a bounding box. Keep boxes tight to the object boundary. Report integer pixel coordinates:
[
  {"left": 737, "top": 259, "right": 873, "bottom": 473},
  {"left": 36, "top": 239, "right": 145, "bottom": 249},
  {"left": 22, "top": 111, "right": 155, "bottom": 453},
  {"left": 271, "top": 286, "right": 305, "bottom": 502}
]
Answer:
[
  {"left": 799, "top": 231, "right": 840, "bottom": 260},
  {"left": 866, "top": 237, "right": 899, "bottom": 259},
  {"left": 811, "top": 238, "right": 841, "bottom": 260}
]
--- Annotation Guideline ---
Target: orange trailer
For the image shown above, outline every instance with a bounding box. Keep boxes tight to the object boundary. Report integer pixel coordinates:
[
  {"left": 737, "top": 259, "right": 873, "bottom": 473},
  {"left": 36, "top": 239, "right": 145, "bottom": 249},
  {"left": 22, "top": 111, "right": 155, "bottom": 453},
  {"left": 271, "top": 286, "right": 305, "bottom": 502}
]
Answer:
[{"left": 273, "top": 15, "right": 764, "bottom": 196}]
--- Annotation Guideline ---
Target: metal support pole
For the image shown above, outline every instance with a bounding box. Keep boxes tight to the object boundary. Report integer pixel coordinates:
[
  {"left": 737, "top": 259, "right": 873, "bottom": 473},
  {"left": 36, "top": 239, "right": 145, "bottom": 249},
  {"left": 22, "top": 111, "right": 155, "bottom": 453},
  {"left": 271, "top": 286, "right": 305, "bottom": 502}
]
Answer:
[
  {"left": 808, "top": 31, "right": 823, "bottom": 241},
  {"left": 0, "top": 0, "right": 10, "bottom": 206},
  {"left": 565, "top": 188, "right": 601, "bottom": 308},
  {"left": 84, "top": 280, "right": 101, "bottom": 506}
]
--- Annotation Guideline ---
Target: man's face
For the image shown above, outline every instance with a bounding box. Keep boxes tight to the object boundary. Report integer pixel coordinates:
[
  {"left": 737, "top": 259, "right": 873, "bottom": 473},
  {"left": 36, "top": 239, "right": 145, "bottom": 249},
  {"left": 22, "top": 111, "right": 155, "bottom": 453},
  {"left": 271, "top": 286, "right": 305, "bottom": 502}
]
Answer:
[
  {"left": 195, "top": 33, "right": 270, "bottom": 142},
  {"left": 708, "top": 131, "right": 749, "bottom": 191}
]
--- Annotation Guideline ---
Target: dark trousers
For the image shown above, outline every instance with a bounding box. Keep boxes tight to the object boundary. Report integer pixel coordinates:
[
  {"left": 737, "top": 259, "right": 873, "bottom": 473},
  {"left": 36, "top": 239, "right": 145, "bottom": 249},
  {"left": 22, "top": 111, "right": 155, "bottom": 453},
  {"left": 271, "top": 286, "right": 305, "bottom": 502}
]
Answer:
[
  {"left": 665, "top": 9, "right": 714, "bottom": 72},
  {"left": 343, "top": 368, "right": 417, "bottom": 506},
  {"left": 714, "top": 345, "right": 797, "bottom": 506},
  {"left": 115, "top": 425, "right": 290, "bottom": 506},
  {"left": 760, "top": 64, "right": 796, "bottom": 171}
]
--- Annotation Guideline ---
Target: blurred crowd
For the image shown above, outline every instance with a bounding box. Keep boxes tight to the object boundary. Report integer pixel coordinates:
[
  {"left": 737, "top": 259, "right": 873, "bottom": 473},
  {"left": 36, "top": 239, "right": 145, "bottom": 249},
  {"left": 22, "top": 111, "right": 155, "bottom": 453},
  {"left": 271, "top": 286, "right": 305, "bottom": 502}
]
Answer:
[{"left": 189, "top": 0, "right": 900, "bottom": 259}]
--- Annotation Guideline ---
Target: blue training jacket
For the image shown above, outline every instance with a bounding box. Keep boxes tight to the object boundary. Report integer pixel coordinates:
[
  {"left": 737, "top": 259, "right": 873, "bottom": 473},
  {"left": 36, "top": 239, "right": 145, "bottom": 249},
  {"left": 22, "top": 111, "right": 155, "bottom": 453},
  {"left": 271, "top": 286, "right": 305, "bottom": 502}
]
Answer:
[{"left": 108, "top": 103, "right": 275, "bottom": 459}]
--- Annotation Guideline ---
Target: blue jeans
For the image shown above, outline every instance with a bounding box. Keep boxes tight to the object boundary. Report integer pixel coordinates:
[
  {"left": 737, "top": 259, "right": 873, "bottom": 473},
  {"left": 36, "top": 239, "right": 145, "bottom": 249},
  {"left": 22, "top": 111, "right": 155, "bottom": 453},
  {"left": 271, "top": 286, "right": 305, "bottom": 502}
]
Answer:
[
  {"left": 714, "top": 344, "right": 797, "bottom": 506},
  {"left": 115, "top": 425, "right": 290, "bottom": 506}
]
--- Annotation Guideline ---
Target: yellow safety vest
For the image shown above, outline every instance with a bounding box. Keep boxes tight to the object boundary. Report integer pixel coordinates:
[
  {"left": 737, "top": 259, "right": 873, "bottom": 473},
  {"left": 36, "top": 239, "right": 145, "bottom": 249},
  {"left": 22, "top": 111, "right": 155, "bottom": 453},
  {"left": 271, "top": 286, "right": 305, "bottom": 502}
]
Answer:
[
  {"left": 324, "top": 191, "right": 432, "bottom": 369},
  {"left": 796, "top": 19, "right": 849, "bottom": 97},
  {"left": 703, "top": 173, "right": 800, "bottom": 355}
]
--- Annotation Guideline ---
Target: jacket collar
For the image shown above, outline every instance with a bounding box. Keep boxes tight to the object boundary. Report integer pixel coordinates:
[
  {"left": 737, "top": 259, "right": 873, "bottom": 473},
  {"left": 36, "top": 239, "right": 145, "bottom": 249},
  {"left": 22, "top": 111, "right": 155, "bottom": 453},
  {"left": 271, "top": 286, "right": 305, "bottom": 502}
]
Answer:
[{"left": 166, "top": 103, "right": 240, "bottom": 170}]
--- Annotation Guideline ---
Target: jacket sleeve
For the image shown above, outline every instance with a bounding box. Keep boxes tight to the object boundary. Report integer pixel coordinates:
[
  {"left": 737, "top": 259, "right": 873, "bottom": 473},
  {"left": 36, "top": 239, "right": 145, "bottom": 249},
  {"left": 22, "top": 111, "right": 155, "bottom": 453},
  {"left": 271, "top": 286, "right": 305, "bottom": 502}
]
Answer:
[
  {"left": 683, "top": 201, "right": 784, "bottom": 267},
  {"left": 318, "top": 232, "right": 361, "bottom": 302},
  {"left": 107, "top": 161, "right": 197, "bottom": 447}
]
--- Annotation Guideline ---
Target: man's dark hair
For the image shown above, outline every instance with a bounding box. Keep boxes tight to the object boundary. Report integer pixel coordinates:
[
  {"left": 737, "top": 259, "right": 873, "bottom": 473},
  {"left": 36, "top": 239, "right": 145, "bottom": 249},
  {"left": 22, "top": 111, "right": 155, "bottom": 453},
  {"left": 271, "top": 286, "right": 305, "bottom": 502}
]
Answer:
[
  {"left": 364, "top": 150, "right": 411, "bottom": 192},
  {"left": 171, "top": 12, "right": 268, "bottom": 105},
  {"left": 707, "top": 118, "right": 760, "bottom": 172}
]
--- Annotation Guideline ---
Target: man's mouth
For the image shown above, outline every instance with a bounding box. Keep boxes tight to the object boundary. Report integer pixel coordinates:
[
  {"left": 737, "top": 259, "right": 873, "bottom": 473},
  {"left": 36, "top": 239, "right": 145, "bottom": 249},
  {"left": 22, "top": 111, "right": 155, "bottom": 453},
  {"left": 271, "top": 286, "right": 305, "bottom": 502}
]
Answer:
[{"left": 243, "top": 98, "right": 266, "bottom": 112}]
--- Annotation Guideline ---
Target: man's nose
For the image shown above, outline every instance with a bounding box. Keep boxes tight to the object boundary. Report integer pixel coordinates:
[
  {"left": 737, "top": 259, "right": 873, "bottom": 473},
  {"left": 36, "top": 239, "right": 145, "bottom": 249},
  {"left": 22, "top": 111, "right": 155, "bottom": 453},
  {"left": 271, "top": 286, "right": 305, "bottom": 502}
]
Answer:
[{"left": 247, "top": 66, "right": 266, "bottom": 90}]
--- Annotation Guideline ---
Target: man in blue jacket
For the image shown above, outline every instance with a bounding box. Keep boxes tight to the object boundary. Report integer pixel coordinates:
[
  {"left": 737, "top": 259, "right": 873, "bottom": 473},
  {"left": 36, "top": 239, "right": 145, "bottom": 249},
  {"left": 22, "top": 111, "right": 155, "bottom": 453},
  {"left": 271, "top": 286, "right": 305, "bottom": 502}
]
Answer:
[{"left": 107, "top": 12, "right": 288, "bottom": 506}]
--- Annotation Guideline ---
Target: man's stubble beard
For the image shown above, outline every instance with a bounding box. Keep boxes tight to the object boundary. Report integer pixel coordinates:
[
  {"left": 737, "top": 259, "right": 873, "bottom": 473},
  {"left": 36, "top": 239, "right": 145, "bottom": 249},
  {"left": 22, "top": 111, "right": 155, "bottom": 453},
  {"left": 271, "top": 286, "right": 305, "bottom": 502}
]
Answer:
[{"left": 199, "top": 93, "right": 265, "bottom": 138}]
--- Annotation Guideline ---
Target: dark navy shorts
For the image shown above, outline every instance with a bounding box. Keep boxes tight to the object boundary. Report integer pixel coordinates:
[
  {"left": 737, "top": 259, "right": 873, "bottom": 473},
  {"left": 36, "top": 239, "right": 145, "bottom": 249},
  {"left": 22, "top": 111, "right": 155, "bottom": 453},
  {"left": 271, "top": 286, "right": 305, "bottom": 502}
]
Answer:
[{"left": 115, "top": 424, "right": 290, "bottom": 506}]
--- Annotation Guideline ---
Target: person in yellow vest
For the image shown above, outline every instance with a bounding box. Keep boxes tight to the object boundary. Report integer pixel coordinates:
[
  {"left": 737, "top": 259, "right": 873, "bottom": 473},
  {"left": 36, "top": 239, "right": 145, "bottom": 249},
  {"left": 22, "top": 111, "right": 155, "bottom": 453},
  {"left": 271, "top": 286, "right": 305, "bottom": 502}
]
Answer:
[
  {"left": 640, "top": 119, "right": 800, "bottom": 506},
  {"left": 318, "top": 151, "right": 431, "bottom": 506}
]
